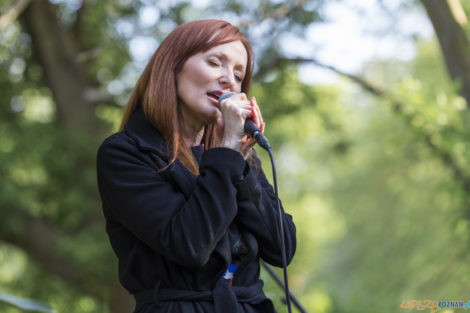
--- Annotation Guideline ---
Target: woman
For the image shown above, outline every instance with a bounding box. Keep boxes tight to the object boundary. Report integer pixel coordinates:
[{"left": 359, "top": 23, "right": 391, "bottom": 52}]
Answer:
[{"left": 96, "top": 19, "right": 296, "bottom": 313}]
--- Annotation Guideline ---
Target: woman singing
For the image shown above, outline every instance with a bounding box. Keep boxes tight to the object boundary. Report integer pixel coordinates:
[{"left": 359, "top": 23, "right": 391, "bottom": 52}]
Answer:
[{"left": 96, "top": 19, "right": 296, "bottom": 313}]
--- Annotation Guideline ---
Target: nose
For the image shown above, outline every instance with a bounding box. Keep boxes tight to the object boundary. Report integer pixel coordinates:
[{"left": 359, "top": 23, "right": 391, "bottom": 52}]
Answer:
[{"left": 218, "top": 69, "right": 236, "bottom": 90}]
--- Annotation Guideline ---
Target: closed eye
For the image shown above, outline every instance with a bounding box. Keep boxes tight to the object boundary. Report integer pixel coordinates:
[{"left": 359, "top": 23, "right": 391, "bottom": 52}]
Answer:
[
  {"left": 208, "top": 59, "right": 221, "bottom": 67},
  {"left": 235, "top": 70, "right": 245, "bottom": 83},
  {"left": 208, "top": 56, "right": 244, "bottom": 83}
]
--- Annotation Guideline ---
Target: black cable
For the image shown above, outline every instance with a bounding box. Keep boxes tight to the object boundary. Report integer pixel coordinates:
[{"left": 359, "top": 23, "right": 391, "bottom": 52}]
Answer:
[
  {"left": 250, "top": 124, "right": 309, "bottom": 312},
  {"left": 246, "top": 121, "right": 294, "bottom": 312},
  {"left": 218, "top": 92, "right": 296, "bottom": 311},
  {"left": 260, "top": 260, "right": 308, "bottom": 313},
  {"left": 267, "top": 147, "right": 292, "bottom": 313}
]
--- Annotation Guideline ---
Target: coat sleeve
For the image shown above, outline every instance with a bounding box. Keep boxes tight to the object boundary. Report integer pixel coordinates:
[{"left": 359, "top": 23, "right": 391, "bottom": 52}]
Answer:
[
  {"left": 96, "top": 135, "right": 245, "bottom": 269},
  {"left": 235, "top": 154, "right": 297, "bottom": 267}
]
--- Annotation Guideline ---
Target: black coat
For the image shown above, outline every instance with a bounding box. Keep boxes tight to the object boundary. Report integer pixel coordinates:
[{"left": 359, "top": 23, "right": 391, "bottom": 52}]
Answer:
[{"left": 96, "top": 108, "right": 296, "bottom": 313}]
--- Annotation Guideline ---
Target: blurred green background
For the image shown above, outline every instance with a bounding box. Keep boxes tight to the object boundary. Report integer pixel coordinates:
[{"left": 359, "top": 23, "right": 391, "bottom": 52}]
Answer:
[{"left": 1, "top": 0, "right": 470, "bottom": 312}]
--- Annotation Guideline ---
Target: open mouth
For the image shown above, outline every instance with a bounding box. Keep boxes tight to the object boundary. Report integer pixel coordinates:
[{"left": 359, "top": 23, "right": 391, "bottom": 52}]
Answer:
[
  {"left": 207, "top": 92, "right": 220, "bottom": 104},
  {"left": 207, "top": 92, "right": 220, "bottom": 100}
]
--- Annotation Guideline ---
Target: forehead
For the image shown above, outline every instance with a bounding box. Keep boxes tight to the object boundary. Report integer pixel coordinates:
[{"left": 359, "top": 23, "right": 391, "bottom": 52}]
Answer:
[{"left": 204, "top": 41, "right": 248, "bottom": 69}]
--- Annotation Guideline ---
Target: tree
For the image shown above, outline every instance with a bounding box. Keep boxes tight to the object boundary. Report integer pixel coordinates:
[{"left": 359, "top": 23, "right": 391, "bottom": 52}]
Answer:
[
  {"left": 420, "top": 0, "right": 470, "bottom": 106},
  {"left": 2, "top": 0, "right": 470, "bottom": 312},
  {"left": 0, "top": 0, "right": 321, "bottom": 312}
]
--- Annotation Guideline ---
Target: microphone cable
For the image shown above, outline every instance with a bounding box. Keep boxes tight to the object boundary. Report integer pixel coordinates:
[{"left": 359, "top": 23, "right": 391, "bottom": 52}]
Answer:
[
  {"left": 218, "top": 93, "right": 293, "bottom": 313},
  {"left": 261, "top": 140, "right": 293, "bottom": 313}
]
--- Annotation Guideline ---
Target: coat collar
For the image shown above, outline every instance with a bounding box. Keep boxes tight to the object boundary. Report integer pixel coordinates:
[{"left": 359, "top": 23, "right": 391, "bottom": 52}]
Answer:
[
  {"left": 124, "top": 106, "right": 197, "bottom": 198},
  {"left": 124, "top": 107, "right": 171, "bottom": 161}
]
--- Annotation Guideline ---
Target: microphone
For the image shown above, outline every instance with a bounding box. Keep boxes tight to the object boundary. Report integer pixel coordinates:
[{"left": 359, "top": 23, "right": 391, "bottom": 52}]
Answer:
[{"left": 218, "top": 92, "right": 271, "bottom": 150}]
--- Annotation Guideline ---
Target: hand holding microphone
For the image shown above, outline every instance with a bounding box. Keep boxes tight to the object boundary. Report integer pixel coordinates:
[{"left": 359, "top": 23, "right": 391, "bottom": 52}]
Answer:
[{"left": 217, "top": 92, "right": 270, "bottom": 156}]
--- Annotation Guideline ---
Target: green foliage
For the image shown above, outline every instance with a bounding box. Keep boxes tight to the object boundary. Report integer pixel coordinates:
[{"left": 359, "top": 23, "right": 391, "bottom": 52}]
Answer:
[
  {"left": 2, "top": 0, "right": 470, "bottom": 313},
  {"left": 308, "top": 33, "right": 470, "bottom": 313},
  {"left": 320, "top": 102, "right": 470, "bottom": 313},
  {"left": 256, "top": 19, "right": 470, "bottom": 313}
]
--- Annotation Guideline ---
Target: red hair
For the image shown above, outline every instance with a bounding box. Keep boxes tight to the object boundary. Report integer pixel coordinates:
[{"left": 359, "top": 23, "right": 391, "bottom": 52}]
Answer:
[{"left": 119, "top": 19, "right": 253, "bottom": 175}]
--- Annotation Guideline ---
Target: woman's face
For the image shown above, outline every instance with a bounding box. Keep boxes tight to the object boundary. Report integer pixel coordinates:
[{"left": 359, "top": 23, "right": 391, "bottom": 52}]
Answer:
[{"left": 176, "top": 40, "right": 248, "bottom": 131}]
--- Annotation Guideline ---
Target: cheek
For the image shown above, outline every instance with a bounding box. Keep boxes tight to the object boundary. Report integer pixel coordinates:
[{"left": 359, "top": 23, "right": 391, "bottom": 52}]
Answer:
[
  {"left": 186, "top": 60, "right": 218, "bottom": 85},
  {"left": 176, "top": 59, "right": 217, "bottom": 101},
  {"left": 178, "top": 71, "right": 208, "bottom": 96},
  {"left": 197, "top": 67, "right": 216, "bottom": 82},
  {"left": 176, "top": 73, "right": 196, "bottom": 101}
]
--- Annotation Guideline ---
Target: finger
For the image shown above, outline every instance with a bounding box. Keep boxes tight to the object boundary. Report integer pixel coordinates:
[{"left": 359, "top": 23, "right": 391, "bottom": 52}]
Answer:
[
  {"left": 235, "top": 105, "right": 252, "bottom": 115},
  {"left": 220, "top": 104, "right": 251, "bottom": 119},
  {"left": 252, "top": 97, "right": 264, "bottom": 127},
  {"left": 250, "top": 97, "right": 261, "bottom": 128},
  {"left": 241, "top": 138, "right": 256, "bottom": 156},
  {"left": 260, "top": 122, "right": 265, "bottom": 134},
  {"left": 250, "top": 97, "right": 259, "bottom": 126},
  {"left": 238, "top": 104, "right": 251, "bottom": 110},
  {"left": 227, "top": 92, "right": 247, "bottom": 101},
  {"left": 241, "top": 109, "right": 252, "bottom": 119},
  {"left": 219, "top": 95, "right": 249, "bottom": 109},
  {"left": 220, "top": 100, "right": 251, "bottom": 110}
]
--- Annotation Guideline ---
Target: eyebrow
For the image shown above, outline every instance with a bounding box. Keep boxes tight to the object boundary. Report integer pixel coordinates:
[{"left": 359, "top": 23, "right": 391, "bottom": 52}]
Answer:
[{"left": 209, "top": 52, "right": 246, "bottom": 72}]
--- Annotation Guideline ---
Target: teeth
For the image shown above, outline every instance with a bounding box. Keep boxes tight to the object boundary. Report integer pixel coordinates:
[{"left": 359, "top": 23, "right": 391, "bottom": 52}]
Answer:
[{"left": 208, "top": 93, "right": 219, "bottom": 99}]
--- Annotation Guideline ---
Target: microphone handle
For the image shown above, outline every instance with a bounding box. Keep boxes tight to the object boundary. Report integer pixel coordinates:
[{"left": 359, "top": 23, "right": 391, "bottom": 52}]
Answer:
[
  {"left": 244, "top": 118, "right": 260, "bottom": 137},
  {"left": 245, "top": 118, "right": 270, "bottom": 150}
]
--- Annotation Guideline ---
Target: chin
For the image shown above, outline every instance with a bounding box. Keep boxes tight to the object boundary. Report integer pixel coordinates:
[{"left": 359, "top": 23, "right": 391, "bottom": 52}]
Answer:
[{"left": 206, "top": 107, "right": 220, "bottom": 119}]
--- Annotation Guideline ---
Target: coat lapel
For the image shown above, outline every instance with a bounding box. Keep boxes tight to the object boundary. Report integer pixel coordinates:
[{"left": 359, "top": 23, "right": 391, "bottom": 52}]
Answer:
[{"left": 124, "top": 108, "right": 233, "bottom": 268}]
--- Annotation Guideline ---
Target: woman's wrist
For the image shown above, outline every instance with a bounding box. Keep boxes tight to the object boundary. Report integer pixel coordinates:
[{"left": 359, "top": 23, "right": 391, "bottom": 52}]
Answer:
[{"left": 221, "top": 137, "right": 243, "bottom": 153}]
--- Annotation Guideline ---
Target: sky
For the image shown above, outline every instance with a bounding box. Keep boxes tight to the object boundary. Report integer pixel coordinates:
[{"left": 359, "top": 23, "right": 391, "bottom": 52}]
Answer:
[{"left": 288, "top": 0, "right": 435, "bottom": 84}]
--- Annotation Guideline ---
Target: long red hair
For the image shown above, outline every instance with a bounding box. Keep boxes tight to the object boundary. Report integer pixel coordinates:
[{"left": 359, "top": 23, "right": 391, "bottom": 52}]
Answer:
[{"left": 119, "top": 19, "right": 253, "bottom": 175}]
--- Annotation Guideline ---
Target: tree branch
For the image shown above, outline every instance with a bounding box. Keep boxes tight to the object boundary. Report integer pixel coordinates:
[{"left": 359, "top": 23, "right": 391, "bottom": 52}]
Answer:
[
  {"left": 0, "top": 0, "right": 32, "bottom": 31},
  {"left": 238, "top": 0, "right": 308, "bottom": 29},
  {"left": 448, "top": 0, "right": 468, "bottom": 26},
  {"left": 258, "top": 56, "right": 470, "bottom": 204}
]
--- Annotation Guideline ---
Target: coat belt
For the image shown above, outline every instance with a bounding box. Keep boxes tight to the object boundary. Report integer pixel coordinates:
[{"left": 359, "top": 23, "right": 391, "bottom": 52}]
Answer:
[{"left": 133, "top": 279, "right": 266, "bottom": 313}]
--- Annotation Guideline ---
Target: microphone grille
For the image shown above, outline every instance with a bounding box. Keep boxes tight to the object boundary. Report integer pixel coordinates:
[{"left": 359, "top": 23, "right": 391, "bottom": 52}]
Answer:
[{"left": 217, "top": 92, "right": 237, "bottom": 107}]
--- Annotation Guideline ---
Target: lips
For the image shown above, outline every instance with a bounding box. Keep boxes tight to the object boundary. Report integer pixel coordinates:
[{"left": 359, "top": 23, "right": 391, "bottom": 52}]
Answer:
[
  {"left": 207, "top": 90, "right": 223, "bottom": 105},
  {"left": 207, "top": 92, "right": 220, "bottom": 100}
]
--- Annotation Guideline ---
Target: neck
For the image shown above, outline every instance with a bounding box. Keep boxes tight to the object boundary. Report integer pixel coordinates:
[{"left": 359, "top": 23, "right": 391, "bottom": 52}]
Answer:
[
  {"left": 181, "top": 119, "right": 204, "bottom": 147},
  {"left": 179, "top": 104, "right": 206, "bottom": 147}
]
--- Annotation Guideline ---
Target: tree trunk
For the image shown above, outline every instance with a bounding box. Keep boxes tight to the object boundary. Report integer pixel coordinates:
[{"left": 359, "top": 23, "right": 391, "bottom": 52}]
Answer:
[
  {"left": 20, "top": 0, "right": 104, "bottom": 132},
  {"left": 420, "top": 0, "right": 470, "bottom": 107},
  {"left": 17, "top": 1, "right": 133, "bottom": 312}
]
